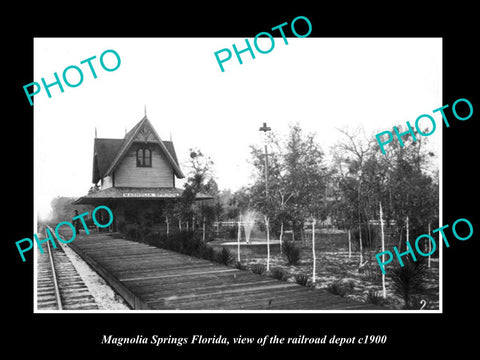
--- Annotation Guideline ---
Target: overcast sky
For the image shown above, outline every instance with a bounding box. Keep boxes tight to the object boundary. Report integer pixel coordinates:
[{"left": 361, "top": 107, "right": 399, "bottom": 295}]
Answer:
[{"left": 34, "top": 37, "right": 442, "bottom": 220}]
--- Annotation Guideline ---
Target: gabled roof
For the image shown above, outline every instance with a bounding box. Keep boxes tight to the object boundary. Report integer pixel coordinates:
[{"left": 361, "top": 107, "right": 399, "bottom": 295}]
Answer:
[
  {"left": 92, "top": 138, "right": 124, "bottom": 183},
  {"left": 92, "top": 116, "right": 185, "bottom": 184}
]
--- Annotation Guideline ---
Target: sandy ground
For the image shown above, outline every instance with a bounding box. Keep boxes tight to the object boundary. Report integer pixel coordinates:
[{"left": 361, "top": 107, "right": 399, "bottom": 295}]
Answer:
[{"left": 210, "top": 237, "right": 440, "bottom": 310}]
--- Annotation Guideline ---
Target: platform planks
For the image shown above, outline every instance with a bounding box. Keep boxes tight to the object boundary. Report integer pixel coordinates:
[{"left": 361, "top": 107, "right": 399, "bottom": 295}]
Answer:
[{"left": 68, "top": 232, "right": 384, "bottom": 310}]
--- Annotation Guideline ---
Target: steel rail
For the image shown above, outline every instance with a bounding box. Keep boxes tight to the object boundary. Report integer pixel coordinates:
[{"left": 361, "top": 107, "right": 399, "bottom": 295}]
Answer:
[{"left": 46, "top": 226, "right": 63, "bottom": 310}]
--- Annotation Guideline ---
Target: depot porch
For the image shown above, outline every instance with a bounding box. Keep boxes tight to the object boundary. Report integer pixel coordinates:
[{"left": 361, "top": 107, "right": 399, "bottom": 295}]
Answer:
[{"left": 73, "top": 186, "right": 212, "bottom": 234}]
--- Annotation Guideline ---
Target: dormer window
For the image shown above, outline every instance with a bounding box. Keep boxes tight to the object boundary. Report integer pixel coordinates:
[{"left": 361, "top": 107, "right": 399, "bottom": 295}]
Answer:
[{"left": 137, "top": 147, "right": 152, "bottom": 167}]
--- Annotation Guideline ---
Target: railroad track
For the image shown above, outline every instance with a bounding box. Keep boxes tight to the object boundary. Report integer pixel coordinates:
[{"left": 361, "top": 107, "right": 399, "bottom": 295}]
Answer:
[{"left": 36, "top": 226, "right": 98, "bottom": 310}]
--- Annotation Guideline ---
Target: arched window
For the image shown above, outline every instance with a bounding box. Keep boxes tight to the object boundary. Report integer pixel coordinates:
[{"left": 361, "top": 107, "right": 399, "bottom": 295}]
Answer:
[
  {"left": 136, "top": 147, "right": 152, "bottom": 167},
  {"left": 144, "top": 148, "right": 152, "bottom": 166},
  {"left": 136, "top": 148, "right": 144, "bottom": 166}
]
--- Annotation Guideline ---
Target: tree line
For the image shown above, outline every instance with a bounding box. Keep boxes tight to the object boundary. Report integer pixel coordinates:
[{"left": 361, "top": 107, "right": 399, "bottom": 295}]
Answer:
[
  {"left": 48, "top": 122, "right": 438, "bottom": 251},
  {"left": 188, "top": 122, "right": 438, "bottom": 250}
]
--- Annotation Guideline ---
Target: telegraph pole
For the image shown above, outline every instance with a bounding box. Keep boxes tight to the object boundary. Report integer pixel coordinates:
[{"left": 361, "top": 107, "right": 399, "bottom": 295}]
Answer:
[
  {"left": 259, "top": 122, "right": 271, "bottom": 199},
  {"left": 259, "top": 122, "right": 271, "bottom": 271}
]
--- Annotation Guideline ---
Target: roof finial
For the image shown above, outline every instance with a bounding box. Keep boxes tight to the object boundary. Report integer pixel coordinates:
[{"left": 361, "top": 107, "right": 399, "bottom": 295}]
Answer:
[
  {"left": 95, "top": 127, "right": 97, "bottom": 138},
  {"left": 144, "top": 104, "right": 147, "bottom": 118}
]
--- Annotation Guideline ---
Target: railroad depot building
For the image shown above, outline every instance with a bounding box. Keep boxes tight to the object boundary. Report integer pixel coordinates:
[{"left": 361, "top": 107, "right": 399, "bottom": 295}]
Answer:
[{"left": 74, "top": 115, "right": 211, "bottom": 233}]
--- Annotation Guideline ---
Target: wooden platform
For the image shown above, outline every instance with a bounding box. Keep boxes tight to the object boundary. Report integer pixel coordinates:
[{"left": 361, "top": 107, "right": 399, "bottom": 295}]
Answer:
[{"left": 68, "top": 232, "right": 384, "bottom": 310}]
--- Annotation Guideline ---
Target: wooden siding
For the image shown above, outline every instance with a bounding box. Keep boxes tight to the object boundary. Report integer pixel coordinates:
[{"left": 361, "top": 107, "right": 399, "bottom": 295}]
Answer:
[
  {"left": 101, "top": 175, "right": 113, "bottom": 190},
  {"left": 114, "top": 144, "right": 174, "bottom": 188}
]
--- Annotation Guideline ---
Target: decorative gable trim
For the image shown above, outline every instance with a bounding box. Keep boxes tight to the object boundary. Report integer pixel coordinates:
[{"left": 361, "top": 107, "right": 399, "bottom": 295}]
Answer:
[{"left": 103, "top": 116, "right": 185, "bottom": 179}]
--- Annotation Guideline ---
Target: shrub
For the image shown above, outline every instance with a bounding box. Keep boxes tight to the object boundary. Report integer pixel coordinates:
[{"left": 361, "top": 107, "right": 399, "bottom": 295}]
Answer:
[
  {"left": 270, "top": 267, "right": 288, "bottom": 281},
  {"left": 216, "top": 247, "right": 234, "bottom": 266},
  {"left": 365, "top": 289, "right": 387, "bottom": 306},
  {"left": 251, "top": 263, "right": 266, "bottom": 275},
  {"left": 282, "top": 240, "right": 301, "bottom": 265},
  {"left": 359, "top": 261, "right": 382, "bottom": 282},
  {"left": 294, "top": 273, "right": 310, "bottom": 287},
  {"left": 143, "top": 232, "right": 159, "bottom": 245},
  {"left": 128, "top": 229, "right": 238, "bottom": 267},
  {"left": 167, "top": 235, "right": 184, "bottom": 253},
  {"left": 117, "top": 220, "right": 126, "bottom": 235},
  {"left": 326, "top": 280, "right": 354, "bottom": 297},
  {"left": 125, "top": 226, "right": 138, "bottom": 240},
  {"left": 235, "top": 261, "right": 247, "bottom": 270},
  {"left": 156, "top": 230, "right": 202, "bottom": 256},
  {"left": 138, "top": 225, "right": 153, "bottom": 242},
  {"left": 199, "top": 245, "right": 216, "bottom": 262},
  {"left": 182, "top": 233, "right": 203, "bottom": 256},
  {"left": 389, "top": 256, "right": 428, "bottom": 309}
]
